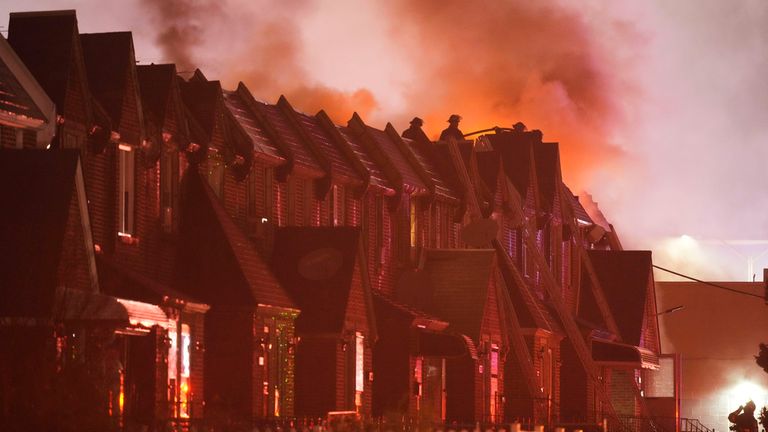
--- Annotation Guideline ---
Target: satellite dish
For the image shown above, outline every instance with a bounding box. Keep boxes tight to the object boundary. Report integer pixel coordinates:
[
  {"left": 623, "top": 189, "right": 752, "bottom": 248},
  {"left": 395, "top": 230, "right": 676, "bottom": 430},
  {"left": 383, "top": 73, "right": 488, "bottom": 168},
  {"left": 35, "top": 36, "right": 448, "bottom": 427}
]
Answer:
[
  {"left": 298, "top": 247, "right": 344, "bottom": 281},
  {"left": 460, "top": 218, "right": 499, "bottom": 247}
]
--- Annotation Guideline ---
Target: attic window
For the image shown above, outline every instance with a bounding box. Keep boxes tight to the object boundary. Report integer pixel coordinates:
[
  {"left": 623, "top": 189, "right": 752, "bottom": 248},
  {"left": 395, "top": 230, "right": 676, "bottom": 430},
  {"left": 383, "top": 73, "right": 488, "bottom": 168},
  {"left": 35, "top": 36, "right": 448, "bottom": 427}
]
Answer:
[{"left": 119, "top": 145, "right": 135, "bottom": 236}]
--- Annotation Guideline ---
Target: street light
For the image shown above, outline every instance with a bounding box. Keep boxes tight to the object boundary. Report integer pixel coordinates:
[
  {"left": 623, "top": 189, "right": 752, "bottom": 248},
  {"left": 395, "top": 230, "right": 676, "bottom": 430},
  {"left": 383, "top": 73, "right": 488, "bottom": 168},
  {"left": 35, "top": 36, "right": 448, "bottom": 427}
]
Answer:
[{"left": 656, "top": 305, "right": 685, "bottom": 316}]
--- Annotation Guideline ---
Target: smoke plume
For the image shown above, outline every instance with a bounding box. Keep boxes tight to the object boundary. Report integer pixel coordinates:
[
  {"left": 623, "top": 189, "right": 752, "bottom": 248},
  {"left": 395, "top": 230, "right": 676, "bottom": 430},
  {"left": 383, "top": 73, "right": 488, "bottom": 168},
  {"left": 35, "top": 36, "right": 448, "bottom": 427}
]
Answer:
[
  {"left": 379, "top": 0, "right": 634, "bottom": 188},
  {"left": 139, "top": 0, "right": 378, "bottom": 120}
]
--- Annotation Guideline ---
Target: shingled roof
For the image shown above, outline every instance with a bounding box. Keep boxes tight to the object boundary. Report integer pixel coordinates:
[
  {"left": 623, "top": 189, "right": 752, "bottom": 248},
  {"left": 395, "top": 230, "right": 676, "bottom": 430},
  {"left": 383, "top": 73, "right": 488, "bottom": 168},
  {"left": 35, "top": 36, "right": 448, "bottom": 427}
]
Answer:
[
  {"left": 222, "top": 87, "right": 285, "bottom": 165},
  {"left": 0, "top": 37, "right": 45, "bottom": 123},
  {"left": 580, "top": 250, "right": 654, "bottom": 346},
  {"left": 277, "top": 96, "right": 363, "bottom": 188},
  {"left": 271, "top": 227, "right": 374, "bottom": 335},
  {"left": 175, "top": 169, "right": 295, "bottom": 309},
  {"left": 418, "top": 249, "right": 503, "bottom": 341}
]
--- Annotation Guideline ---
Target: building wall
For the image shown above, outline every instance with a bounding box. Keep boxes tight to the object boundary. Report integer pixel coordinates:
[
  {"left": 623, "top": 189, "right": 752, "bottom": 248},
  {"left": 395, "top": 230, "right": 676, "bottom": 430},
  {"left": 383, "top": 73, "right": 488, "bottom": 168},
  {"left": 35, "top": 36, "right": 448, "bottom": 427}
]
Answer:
[{"left": 656, "top": 281, "right": 768, "bottom": 432}]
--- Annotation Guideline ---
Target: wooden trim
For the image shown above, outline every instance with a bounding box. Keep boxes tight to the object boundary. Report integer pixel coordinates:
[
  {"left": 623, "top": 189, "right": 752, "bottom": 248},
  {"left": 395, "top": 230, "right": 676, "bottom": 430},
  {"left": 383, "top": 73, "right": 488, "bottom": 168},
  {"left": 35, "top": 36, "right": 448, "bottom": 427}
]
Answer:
[
  {"left": 235, "top": 82, "right": 295, "bottom": 180},
  {"left": 385, "top": 123, "right": 435, "bottom": 199},
  {"left": 315, "top": 110, "right": 371, "bottom": 197},
  {"left": 347, "top": 113, "right": 403, "bottom": 204},
  {"left": 276, "top": 96, "right": 332, "bottom": 196}
]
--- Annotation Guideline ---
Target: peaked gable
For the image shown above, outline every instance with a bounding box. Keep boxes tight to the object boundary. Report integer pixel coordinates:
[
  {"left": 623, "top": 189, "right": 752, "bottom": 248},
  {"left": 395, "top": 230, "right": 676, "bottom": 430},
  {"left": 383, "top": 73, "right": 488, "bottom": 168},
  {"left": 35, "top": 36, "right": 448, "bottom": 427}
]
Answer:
[
  {"left": 582, "top": 250, "right": 653, "bottom": 346},
  {"left": 0, "top": 149, "right": 96, "bottom": 316},
  {"left": 419, "top": 249, "right": 499, "bottom": 341},
  {"left": 8, "top": 10, "right": 92, "bottom": 126},
  {"left": 176, "top": 168, "right": 294, "bottom": 309},
  {"left": 271, "top": 227, "right": 371, "bottom": 335}
]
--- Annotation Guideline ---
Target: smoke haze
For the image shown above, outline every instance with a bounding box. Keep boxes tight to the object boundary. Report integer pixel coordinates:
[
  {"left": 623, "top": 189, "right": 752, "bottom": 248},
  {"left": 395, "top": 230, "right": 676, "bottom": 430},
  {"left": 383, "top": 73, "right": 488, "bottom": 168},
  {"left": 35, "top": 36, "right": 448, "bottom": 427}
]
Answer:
[{"left": 3, "top": 0, "right": 767, "bottom": 279}]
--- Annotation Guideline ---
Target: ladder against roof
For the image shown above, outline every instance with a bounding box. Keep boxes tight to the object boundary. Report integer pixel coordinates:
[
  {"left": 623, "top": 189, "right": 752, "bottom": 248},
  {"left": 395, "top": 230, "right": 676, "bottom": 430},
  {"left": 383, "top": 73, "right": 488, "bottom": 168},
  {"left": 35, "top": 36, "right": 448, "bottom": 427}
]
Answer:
[
  {"left": 444, "top": 137, "right": 545, "bottom": 407},
  {"left": 511, "top": 195, "right": 618, "bottom": 421}
]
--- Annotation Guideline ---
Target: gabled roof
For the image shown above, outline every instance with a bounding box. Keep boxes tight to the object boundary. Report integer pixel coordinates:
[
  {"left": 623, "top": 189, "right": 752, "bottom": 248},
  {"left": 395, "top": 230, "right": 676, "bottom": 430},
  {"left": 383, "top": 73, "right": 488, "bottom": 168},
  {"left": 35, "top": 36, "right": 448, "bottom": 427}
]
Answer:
[
  {"left": 175, "top": 169, "right": 295, "bottom": 310},
  {"left": 486, "top": 131, "right": 539, "bottom": 201},
  {"left": 0, "top": 36, "right": 46, "bottom": 125},
  {"left": 271, "top": 227, "right": 372, "bottom": 335},
  {"left": 248, "top": 96, "right": 324, "bottom": 177},
  {"left": 335, "top": 123, "right": 392, "bottom": 193},
  {"left": 565, "top": 185, "right": 594, "bottom": 225},
  {"left": 179, "top": 74, "right": 220, "bottom": 143},
  {"left": 136, "top": 64, "right": 175, "bottom": 133},
  {"left": 581, "top": 250, "right": 653, "bottom": 346},
  {"left": 418, "top": 249, "right": 500, "bottom": 341},
  {"left": 408, "top": 138, "right": 465, "bottom": 204},
  {"left": 533, "top": 142, "right": 561, "bottom": 213},
  {"left": 8, "top": 10, "right": 92, "bottom": 125},
  {"left": 0, "top": 149, "right": 86, "bottom": 317},
  {"left": 80, "top": 32, "right": 142, "bottom": 142},
  {"left": 277, "top": 96, "right": 363, "bottom": 188},
  {"left": 348, "top": 114, "right": 428, "bottom": 196},
  {"left": 222, "top": 87, "right": 285, "bottom": 165}
]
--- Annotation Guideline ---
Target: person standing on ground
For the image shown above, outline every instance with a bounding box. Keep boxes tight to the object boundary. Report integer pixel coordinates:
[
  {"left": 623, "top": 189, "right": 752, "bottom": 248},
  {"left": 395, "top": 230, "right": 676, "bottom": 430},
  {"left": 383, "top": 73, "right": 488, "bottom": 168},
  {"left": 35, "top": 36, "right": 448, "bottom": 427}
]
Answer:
[{"left": 729, "top": 400, "right": 759, "bottom": 432}]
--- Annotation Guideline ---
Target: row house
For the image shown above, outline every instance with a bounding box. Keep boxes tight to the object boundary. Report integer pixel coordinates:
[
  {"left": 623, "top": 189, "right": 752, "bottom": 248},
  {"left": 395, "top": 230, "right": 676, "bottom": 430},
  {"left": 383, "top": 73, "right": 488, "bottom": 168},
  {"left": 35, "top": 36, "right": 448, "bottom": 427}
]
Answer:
[
  {"left": 371, "top": 291, "right": 472, "bottom": 425},
  {"left": 271, "top": 227, "right": 376, "bottom": 417},
  {"left": 3, "top": 9, "right": 668, "bottom": 429},
  {"left": 5, "top": 12, "right": 187, "bottom": 431},
  {"left": 0, "top": 149, "right": 170, "bottom": 431},
  {"left": 413, "top": 249, "right": 510, "bottom": 424},
  {"left": 217, "top": 82, "right": 487, "bottom": 421},
  {"left": 176, "top": 72, "right": 300, "bottom": 422},
  {"left": 576, "top": 250, "right": 661, "bottom": 424}
]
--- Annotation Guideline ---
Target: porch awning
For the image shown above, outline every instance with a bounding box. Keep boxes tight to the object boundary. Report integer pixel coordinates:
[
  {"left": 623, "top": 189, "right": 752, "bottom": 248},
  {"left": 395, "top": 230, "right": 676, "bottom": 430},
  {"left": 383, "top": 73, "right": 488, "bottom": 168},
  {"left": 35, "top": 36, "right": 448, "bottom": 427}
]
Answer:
[
  {"left": 592, "top": 339, "right": 660, "bottom": 370},
  {"left": 414, "top": 330, "right": 478, "bottom": 360},
  {"left": 51, "top": 287, "right": 169, "bottom": 330}
]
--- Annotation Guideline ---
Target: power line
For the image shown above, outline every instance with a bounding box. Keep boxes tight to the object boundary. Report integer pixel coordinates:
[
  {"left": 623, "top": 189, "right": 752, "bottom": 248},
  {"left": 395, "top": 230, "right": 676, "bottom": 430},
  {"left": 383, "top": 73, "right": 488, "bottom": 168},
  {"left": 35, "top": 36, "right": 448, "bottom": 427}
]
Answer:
[{"left": 653, "top": 264, "right": 763, "bottom": 299}]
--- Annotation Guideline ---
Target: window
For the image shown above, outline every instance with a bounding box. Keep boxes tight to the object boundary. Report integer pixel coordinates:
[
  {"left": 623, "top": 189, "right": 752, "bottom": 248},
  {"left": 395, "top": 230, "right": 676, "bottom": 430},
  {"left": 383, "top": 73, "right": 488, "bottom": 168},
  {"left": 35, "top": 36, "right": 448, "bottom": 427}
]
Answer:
[
  {"left": 355, "top": 332, "right": 365, "bottom": 409},
  {"left": 332, "top": 185, "right": 345, "bottom": 226},
  {"left": 160, "top": 148, "right": 178, "bottom": 233},
  {"left": 118, "top": 145, "right": 135, "bottom": 235},
  {"left": 490, "top": 344, "right": 500, "bottom": 421},
  {"left": 410, "top": 199, "right": 419, "bottom": 248},
  {"left": 168, "top": 323, "right": 192, "bottom": 418}
]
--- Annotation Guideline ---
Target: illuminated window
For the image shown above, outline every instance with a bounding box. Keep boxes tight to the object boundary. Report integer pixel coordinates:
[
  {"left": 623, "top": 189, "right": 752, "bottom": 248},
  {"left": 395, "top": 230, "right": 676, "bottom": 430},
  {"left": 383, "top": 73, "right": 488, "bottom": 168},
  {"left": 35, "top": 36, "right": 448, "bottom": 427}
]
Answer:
[
  {"left": 490, "top": 345, "right": 500, "bottom": 421},
  {"left": 119, "top": 145, "right": 135, "bottom": 235},
  {"left": 410, "top": 200, "right": 418, "bottom": 248},
  {"left": 168, "top": 323, "right": 192, "bottom": 418},
  {"left": 355, "top": 332, "right": 365, "bottom": 408}
]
